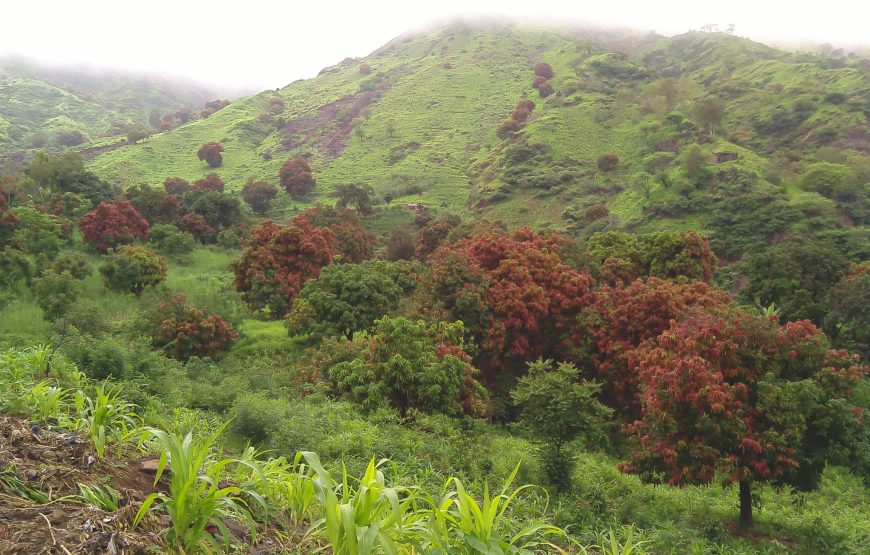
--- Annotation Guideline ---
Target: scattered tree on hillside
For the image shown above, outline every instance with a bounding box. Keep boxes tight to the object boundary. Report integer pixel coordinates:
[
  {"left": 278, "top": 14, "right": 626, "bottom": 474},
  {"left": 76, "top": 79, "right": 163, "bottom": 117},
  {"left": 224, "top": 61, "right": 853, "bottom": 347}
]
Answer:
[
  {"left": 32, "top": 270, "right": 82, "bottom": 321},
  {"left": 359, "top": 63, "right": 372, "bottom": 75},
  {"left": 127, "top": 128, "right": 151, "bottom": 144},
  {"left": 280, "top": 157, "right": 315, "bottom": 198},
  {"left": 597, "top": 154, "right": 619, "bottom": 172},
  {"left": 233, "top": 219, "right": 334, "bottom": 317},
  {"left": 623, "top": 310, "right": 867, "bottom": 527},
  {"left": 534, "top": 62, "right": 554, "bottom": 79},
  {"left": 163, "top": 177, "right": 192, "bottom": 196},
  {"left": 241, "top": 179, "right": 278, "bottom": 215},
  {"left": 99, "top": 245, "right": 167, "bottom": 296},
  {"left": 197, "top": 142, "right": 225, "bottom": 168},
  {"left": 78, "top": 200, "right": 149, "bottom": 252},
  {"left": 331, "top": 183, "right": 375, "bottom": 216},
  {"left": 693, "top": 98, "right": 725, "bottom": 136}
]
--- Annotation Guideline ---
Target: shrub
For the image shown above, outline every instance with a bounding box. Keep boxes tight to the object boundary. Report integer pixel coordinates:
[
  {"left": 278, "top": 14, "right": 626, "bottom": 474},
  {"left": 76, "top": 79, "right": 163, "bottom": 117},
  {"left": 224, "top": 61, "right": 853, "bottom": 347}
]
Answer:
[
  {"left": 538, "top": 81, "right": 554, "bottom": 98},
  {"left": 78, "top": 200, "right": 149, "bottom": 252},
  {"left": 48, "top": 252, "right": 92, "bottom": 280},
  {"left": 196, "top": 142, "right": 224, "bottom": 168},
  {"left": 597, "top": 154, "right": 620, "bottom": 172},
  {"left": 148, "top": 293, "right": 237, "bottom": 361},
  {"left": 532, "top": 75, "right": 547, "bottom": 89},
  {"left": 280, "top": 158, "right": 315, "bottom": 198},
  {"left": 386, "top": 230, "right": 416, "bottom": 261},
  {"left": 179, "top": 213, "right": 216, "bottom": 243},
  {"left": 124, "top": 184, "right": 179, "bottom": 224},
  {"left": 99, "top": 245, "right": 167, "bottom": 296},
  {"left": 359, "top": 63, "right": 372, "bottom": 75}
]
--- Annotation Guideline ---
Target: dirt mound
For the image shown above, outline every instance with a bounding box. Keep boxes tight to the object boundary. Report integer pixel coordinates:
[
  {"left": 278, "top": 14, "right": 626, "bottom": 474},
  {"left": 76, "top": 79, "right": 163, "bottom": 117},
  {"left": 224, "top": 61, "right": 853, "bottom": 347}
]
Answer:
[{"left": 0, "top": 416, "right": 162, "bottom": 554}]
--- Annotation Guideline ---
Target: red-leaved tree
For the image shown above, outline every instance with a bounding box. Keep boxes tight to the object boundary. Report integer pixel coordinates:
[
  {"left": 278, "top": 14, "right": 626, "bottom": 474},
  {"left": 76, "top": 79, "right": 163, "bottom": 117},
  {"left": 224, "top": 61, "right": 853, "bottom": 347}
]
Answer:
[
  {"left": 197, "top": 142, "right": 224, "bottom": 168},
  {"left": 293, "top": 206, "right": 374, "bottom": 263},
  {"left": 420, "top": 227, "right": 595, "bottom": 382},
  {"left": 78, "top": 200, "right": 149, "bottom": 251},
  {"left": 233, "top": 219, "right": 334, "bottom": 317},
  {"left": 622, "top": 310, "right": 867, "bottom": 527},
  {"left": 192, "top": 173, "right": 225, "bottom": 193},
  {"left": 241, "top": 179, "right": 278, "bottom": 215},
  {"left": 280, "top": 157, "right": 315, "bottom": 198},
  {"left": 148, "top": 293, "right": 238, "bottom": 360},
  {"left": 164, "top": 177, "right": 192, "bottom": 196},
  {"left": 574, "top": 277, "right": 731, "bottom": 415}
]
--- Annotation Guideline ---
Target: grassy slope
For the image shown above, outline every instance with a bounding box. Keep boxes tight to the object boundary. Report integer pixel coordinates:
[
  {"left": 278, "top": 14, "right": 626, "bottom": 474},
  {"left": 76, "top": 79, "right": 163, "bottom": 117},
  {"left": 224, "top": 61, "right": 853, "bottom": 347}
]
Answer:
[{"left": 87, "top": 26, "right": 869, "bottom": 248}]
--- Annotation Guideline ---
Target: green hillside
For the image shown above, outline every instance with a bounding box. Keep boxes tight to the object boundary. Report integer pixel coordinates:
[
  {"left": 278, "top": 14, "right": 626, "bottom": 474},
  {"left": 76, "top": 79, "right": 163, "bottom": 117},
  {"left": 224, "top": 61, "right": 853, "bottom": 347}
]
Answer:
[
  {"left": 88, "top": 24, "right": 869, "bottom": 250},
  {"left": 0, "top": 57, "right": 226, "bottom": 157}
]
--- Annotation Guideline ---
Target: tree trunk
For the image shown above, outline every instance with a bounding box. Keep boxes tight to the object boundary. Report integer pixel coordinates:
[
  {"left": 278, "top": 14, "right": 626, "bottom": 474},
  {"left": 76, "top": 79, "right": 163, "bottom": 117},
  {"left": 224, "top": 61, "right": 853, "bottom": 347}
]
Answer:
[{"left": 739, "top": 479, "right": 753, "bottom": 528}]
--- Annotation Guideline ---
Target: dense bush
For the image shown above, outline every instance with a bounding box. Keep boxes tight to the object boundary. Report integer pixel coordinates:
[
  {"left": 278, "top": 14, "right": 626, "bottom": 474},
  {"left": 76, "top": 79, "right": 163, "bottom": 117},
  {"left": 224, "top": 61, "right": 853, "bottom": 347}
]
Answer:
[
  {"left": 293, "top": 206, "right": 374, "bottom": 263},
  {"left": 192, "top": 173, "right": 225, "bottom": 193},
  {"left": 824, "top": 262, "right": 870, "bottom": 353},
  {"left": 533, "top": 62, "right": 554, "bottom": 79},
  {"left": 163, "top": 177, "right": 192, "bottom": 196},
  {"left": 47, "top": 252, "right": 92, "bottom": 280},
  {"left": 124, "top": 185, "right": 179, "bottom": 224},
  {"left": 99, "top": 245, "right": 167, "bottom": 296},
  {"left": 597, "top": 154, "right": 619, "bottom": 172},
  {"left": 32, "top": 270, "right": 82, "bottom": 321},
  {"left": 179, "top": 213, "right": 216, "bottom": 243},
  {"left": 78, "top": 200, "right": 149, "bottom": 252}
]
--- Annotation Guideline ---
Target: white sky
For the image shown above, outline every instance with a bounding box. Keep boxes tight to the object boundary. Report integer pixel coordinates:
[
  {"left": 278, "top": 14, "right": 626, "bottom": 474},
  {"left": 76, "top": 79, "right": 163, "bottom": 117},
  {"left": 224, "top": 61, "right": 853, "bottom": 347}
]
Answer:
[{"left": 2, "top": 0, "right": 869, "bottom": 91}]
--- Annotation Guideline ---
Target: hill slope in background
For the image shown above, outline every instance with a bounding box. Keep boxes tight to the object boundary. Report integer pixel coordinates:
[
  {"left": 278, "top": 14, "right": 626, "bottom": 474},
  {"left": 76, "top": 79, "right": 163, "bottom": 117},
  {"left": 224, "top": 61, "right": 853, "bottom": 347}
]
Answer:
[
  {"left": 88, "top": 22, "right": 869, "bottom": 261},
  {"left": 0, "top": 57, "right": 230, "bottom": 158}
]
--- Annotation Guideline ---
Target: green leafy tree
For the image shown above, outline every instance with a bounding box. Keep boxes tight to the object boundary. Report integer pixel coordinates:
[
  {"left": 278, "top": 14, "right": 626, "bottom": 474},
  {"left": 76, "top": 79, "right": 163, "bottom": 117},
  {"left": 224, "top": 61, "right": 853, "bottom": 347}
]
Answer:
[
  {"left": 324, "top": 317, "right": 488, "bottom": 416},
  {"left": 693, "top": 98, "right": 725, "bottom": 136},
  {"left": 512, "top": 359, "right": 612, "bottom": 491},
  {"left": 99, "top": 246, "right": 167, "bottom": 296},
  {"left": 286, "top": 260, "right": 416, "bottom": 340},
  {"left": 32, "top": 270, "right": 82, "bottom": 321}
]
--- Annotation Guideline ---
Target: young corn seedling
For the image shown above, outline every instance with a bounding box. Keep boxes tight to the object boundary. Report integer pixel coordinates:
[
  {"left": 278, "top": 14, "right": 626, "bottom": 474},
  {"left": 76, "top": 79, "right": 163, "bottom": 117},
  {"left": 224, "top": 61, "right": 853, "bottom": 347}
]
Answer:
[
  {"left": 72, "top": 383, "right": 138, "bottom": 458},
  {"left": 133, "top": 426, "right": 266, "bottom": 554},
  {"left": 25, "top": 380, "right": 69, "bottom": 423},
  {"left": 302, "top": 451, "right": 424, "bottom": 555},
  {"left": 423, "top": 462, "right": 568, "bottom": 554},
  {"left": 76, "top": 483, "right": 121, "bottom": 512}
]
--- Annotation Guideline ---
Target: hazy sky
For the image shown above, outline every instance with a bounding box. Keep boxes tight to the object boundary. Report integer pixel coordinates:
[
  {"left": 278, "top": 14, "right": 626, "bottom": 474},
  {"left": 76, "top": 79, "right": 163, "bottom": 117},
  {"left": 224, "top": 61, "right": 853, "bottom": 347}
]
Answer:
[{"left": 2, "top": 1, "right": 869, "bottom": 91}]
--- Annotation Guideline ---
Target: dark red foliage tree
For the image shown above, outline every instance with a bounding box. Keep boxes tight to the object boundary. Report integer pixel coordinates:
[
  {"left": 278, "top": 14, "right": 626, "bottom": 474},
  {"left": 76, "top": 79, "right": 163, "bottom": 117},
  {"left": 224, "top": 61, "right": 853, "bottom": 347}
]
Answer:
[
  {"left": 511, "top": 99, "right": 536, "bottom": 123},
  {"left": 623, "top": 310, "right": 867, "bottom": 527},
  {"left": 233, "top": 219, "right": 334, "bottom": 317},
  {"left": 532, "top": 75, "right": 547, "bottom": 89},
  {"left": 537, "top": 81, "right": 554, "bottom": 98},
  {"left": 293, "top": 206, "right": 374, "bottom": 263},
  {"left": 197, "top": 142, "right": 224, "bottom": 168},
  {"left": 597, "top": 154, "right": 619, "bottom": 172},
  {"left": 180, "top": 213, "right": 216, "bottom": 243},
  {"left": 534, "top": 62, "right": 554, "bottom": 79},
  {"left": 415, "top": 214, "right": 461, "bottom": 261},
  {"left": 241, "top": 179, "right": 278, "bottom": 215},
  {"left": 421, "top": 228, "right": 595, "bottom": 381},
  {"left": 496, "top": 119, "right": 520, "bottom": 139},
  {"left": 148, "top": 293, "right": 237, "bottom": 361},
  {"left": 574, "top": 278, "right": 731, "bottom": 414},
  {"left": 124, "top": 185, "right": 179, "bottom": 224},
  {"left": 78, "top": 200, "right": 149, "bottom": 252},
  {"left": 192, "top": 173, "right": 225, "bottom": 193},
  {"left": 359, "top": 63, "right": 372, "bottom": 75},
  {"left": 280, "top": 157, "right": 315, "bottom": 198},
  {"left": 163, "top": 177, "right": 191, "bottom": 196}
]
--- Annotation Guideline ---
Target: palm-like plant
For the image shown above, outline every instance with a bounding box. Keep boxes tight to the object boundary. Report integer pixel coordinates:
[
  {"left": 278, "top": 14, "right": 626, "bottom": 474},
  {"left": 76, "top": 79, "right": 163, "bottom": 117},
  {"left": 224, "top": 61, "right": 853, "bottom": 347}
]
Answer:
[{"left": 71, "top": 383, "right": 138, "bottom": 458}]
